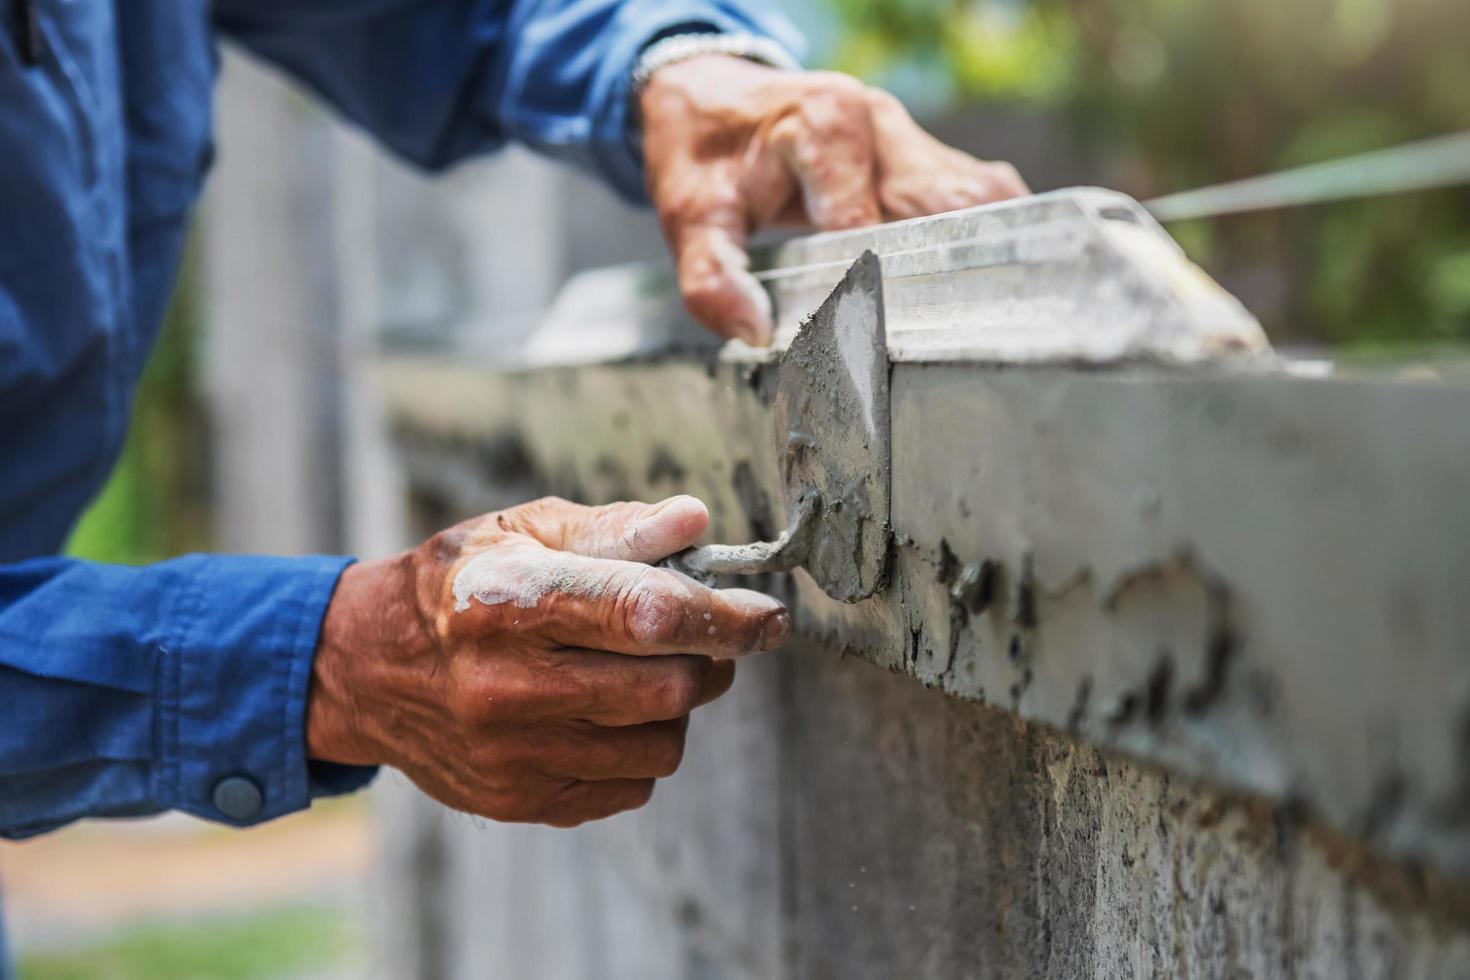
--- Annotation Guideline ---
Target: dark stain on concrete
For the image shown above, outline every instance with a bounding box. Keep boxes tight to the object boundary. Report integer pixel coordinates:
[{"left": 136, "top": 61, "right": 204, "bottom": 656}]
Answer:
[
  {"left": 953, "top": 560, "right": 996, "bottom": 615},
  {"left": 1183, "top": 609, "right": 1236, "bottom": 715},
  {"left": 591, "top": 455, "right": 634, "bottom": 501},
  {"left": 475, "top": 430, "right": 535, "bottom": 486},
  {"left": 936, "top": 538, "right": 962, "bottom": 585},
  {"left": 1067, "top": 677, "right": 1093, "bottom": 732},
  {"left": 1145, "top": 653, "right": 1175, "bottom": 727},
  {"left": 730, "top": 459, "right": 775, "bottom": 541},
  {"left": 645, "top": 446, "right": 687, "bottom": 485}
]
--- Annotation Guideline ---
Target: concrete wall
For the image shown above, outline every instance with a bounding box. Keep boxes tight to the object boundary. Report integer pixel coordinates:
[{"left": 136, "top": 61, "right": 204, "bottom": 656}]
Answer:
[{"left": 369, "top": 623, "right": 1470, "bottom": 978}]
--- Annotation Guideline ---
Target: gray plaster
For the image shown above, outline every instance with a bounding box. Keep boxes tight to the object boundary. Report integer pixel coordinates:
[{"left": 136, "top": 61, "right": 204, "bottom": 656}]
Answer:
[
  {"left": 769, "top": 250, "right": 891, "bottom": 601},
  {"left": 662, "top": 493, "right": 818, "bottom": 582}
]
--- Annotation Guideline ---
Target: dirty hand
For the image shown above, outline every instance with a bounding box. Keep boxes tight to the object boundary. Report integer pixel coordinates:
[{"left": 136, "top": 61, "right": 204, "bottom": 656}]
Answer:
[
  {"left": 640, "top": 55, "right": 1030, "bottom": 346},
  {"left": 306, "top": 494, "right": 789, "bottom": 827}
]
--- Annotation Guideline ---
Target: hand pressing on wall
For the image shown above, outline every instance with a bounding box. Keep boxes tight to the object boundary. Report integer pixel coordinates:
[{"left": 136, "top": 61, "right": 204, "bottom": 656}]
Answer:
[
  {"left": 306, "top": 495, "right": 787, "bottom": 827},
  {"left": 640, "top": 55, "right": 1030, "bottom": 347}
]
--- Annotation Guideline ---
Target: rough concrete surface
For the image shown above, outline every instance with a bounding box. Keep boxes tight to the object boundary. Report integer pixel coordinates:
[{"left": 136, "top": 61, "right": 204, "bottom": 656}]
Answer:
[
  {"left": 781, "top": 648, "right": 1470, "bottom": 980},
  {"left": 373, "top": 622, "right": 1470, "bottom": 979}
]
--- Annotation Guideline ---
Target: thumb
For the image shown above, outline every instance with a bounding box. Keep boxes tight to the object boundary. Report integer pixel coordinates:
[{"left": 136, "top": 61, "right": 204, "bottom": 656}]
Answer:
[
  {"left": 666, "top": 189, "right": 774, "bottom": 346},
  {"left": 553, "top": 495, "right": 711, "bottom": 563}
]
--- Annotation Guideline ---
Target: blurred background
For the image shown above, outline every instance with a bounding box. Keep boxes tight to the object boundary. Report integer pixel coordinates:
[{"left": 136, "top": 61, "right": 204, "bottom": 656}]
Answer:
[{"left": 2, "top": 0, "right": 1467, "bottom": 975}]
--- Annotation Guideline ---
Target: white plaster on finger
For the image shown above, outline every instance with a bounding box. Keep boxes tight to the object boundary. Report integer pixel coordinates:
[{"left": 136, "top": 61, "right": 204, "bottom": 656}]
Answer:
[{"left": 452, "top": 545, "right": 620, "bottom": 612}]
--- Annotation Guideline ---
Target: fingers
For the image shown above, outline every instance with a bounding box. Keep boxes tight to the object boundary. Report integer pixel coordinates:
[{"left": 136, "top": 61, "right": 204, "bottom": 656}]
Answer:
[
  {"left": 535, "top": 778, "right": 657, "bottom": 828},
  {"left": 878, "top": 156, "right": 1030, "bottom": 220},
  {"left": 551, "top": 561, "right": 789, "bottom": 656},
  {"left": 495, "top": 494, "right": 709, "bottom": 563},
  {"left": 550, "top": 652, "right": 734, "bottom": 726},
  {"left": 538, "top": 718, "right": 690, "bottom": 781},
  {"left": 556, "top": 495, "right": 710, "bottom": 563},
  {"left": 452, "top": 649, "right": 735, "bottom": 727},
  {"left": 668, "top": 190, "right": 775, "bottom": 346},
  {"left": 764, "top": 73, "right": 883, "bottom": 232},
  {"left": 865, "top": 88, "right": 1029, "bottom": 219},
  {"left": 694, "top": 657, "right": 737, "bottom": 708},
  {"left": 451, "top": 543, "right": 788, "bottom": 657},
  {"left": 976, "top": 159, "right": 1030, "bottom": 199}
]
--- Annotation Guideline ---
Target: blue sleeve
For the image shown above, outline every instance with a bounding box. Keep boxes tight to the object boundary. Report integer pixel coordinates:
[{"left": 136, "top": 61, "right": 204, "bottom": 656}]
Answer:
[
  {"left": 210, "top": 0, "right": 805, "bottom": 201},
  {"left": 0, "top": 554, "right": 376, "bottom": 839}
]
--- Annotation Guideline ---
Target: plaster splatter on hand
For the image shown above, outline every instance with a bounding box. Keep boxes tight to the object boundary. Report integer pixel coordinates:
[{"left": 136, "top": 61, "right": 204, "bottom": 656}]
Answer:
[
  {"left": 451, "top": 541, "right": 788, "bottom": 640},
  {"left": 441, "top": 495, "right": 790, "bottom": 657},
  {"left": 452, "top": 545, "right": 617, "bottom": 612}
]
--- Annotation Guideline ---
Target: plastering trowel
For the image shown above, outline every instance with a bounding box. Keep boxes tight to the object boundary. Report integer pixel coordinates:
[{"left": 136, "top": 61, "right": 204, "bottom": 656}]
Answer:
[{"left": 662, "top": 251, "right": 891, "bottom": 603}]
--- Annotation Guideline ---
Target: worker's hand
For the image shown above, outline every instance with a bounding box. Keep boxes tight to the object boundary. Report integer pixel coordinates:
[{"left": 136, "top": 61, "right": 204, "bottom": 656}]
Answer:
[
  {"left": 307, "top": 494, "right": 788, "bottom": 827},
  {"left": 640, "top": 55, "right": 1029, "bottom": 346}
]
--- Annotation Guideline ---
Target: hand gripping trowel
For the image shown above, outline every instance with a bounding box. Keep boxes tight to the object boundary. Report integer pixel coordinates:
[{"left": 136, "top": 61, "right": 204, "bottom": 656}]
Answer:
[{"left": 662, "top": 251, "right": 891, "bottom": 603}]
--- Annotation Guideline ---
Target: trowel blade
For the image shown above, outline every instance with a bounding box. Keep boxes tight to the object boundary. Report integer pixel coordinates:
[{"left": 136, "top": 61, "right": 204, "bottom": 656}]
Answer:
[{"left": 774, "top": 250, "right": 891, "bottom": 602}]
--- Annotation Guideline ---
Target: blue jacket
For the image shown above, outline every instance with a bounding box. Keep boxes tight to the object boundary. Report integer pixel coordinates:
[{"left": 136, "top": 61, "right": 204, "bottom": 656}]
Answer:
[{"left": 0, "top": 0, "right": 801, "bottom": 846}]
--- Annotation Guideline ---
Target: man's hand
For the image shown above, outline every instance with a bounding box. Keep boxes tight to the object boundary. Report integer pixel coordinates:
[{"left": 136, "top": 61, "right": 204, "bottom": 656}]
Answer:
[
  {"left": 640, "top": 55, "right": 1030, "bottom": 346},
  {"left": 307, "top": 495, "right": 788, "bottom": 827}
]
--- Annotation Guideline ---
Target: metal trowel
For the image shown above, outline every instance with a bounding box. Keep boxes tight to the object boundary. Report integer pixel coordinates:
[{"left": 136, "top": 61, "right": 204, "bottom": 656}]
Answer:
[{"left": 663, "top": 251, "right": 891, "bottom": 603}]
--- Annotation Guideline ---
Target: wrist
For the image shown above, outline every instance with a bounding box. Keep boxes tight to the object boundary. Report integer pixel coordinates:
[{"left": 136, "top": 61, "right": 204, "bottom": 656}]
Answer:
[{"left": 307, "top": 554, "right": 421, "bottom": 767}]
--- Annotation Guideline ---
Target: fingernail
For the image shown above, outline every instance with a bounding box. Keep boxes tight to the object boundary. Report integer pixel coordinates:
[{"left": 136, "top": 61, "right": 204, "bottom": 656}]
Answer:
[
  {"left": 758, "top": 609, "right": 792, "bottom": 650},
  {"left": 721, "top": 588, "right": 789, "bottom": 649}
]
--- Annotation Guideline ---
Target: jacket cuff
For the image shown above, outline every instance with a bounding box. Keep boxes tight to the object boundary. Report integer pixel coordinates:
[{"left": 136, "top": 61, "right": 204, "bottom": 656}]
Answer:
[{"left": 156, "top": 554, "right": 376, "bottom": 827}]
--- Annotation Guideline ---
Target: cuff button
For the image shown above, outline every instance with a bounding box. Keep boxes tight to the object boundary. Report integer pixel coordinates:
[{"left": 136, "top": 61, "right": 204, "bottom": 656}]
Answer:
[{"left": 212, "top": 775, "right": 264, "bottom": 821}]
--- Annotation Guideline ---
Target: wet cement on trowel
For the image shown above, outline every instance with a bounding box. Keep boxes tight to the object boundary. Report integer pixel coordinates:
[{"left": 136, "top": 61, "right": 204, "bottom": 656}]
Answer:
[{"left": 772, "top": 250, "right": 892, "bottom": 602}]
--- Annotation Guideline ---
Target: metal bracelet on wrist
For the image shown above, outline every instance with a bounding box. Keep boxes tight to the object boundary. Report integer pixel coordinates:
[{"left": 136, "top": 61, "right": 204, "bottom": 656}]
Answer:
[{"left": 631, "top": 32, "right": 800, "bottom": 97}]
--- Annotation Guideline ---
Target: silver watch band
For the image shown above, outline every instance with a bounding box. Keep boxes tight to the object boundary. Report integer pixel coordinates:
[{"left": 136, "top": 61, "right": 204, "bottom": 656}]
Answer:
[{"left": 631, "top": 32, "right": 800, "bottom": 95}]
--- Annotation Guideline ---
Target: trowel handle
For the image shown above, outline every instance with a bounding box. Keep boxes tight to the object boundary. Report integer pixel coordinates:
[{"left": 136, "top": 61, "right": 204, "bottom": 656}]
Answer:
[
  {"left": 660, "top": 541, "right": 802, "bottom": 583},
  {"left": 657, "top": 495, "right": 820, "bottom": 585}
]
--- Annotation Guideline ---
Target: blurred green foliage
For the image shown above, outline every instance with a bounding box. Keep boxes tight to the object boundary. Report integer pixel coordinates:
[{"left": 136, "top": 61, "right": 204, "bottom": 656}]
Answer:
[
  {"left": 18, "top": 905, "right": 353, "bottom": 980},
  {"left": 826, "top": 0, "right": 1470, "bottom": 346},
  {"left": 65, "top": 246, "right": 211, "bottom": 565}
]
